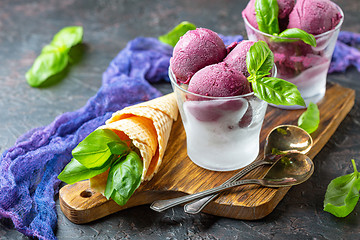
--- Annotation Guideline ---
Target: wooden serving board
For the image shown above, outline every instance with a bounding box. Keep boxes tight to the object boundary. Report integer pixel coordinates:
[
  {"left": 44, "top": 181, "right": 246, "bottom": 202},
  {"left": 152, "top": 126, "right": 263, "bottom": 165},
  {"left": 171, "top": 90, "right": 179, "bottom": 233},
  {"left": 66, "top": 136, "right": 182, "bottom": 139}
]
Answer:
[{"left": 60, "top": 82, "right": 355, "bottom": 224}]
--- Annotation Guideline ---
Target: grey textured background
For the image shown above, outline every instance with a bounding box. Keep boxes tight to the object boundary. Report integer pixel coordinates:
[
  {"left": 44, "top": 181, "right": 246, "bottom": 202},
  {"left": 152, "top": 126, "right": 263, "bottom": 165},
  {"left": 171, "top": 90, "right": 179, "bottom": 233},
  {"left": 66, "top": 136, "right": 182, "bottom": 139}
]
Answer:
[{"left": 0, "top": 0, "right": 360, "bottom": 239}]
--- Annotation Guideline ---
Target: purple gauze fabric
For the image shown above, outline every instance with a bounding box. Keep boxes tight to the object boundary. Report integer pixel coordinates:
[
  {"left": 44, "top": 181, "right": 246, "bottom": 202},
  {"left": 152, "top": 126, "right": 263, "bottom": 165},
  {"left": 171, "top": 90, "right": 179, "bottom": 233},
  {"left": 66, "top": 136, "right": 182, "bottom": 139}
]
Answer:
[
  {"left": 329, "top": 31, "right": 360, "bottom": 73},
  {"left": 0, "top": 35, "right": 243, "bottom": 240}
]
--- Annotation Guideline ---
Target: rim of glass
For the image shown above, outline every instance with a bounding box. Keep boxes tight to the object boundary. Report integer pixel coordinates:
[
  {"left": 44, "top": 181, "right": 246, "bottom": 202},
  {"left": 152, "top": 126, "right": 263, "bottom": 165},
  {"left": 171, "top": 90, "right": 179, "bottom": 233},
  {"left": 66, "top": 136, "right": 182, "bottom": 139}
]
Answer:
[
  {"left": 169, "top": 65, "right": 277, "bottom": 100},
  {"left": 243, "top": 2, "right": 344, "bottom": 40}
]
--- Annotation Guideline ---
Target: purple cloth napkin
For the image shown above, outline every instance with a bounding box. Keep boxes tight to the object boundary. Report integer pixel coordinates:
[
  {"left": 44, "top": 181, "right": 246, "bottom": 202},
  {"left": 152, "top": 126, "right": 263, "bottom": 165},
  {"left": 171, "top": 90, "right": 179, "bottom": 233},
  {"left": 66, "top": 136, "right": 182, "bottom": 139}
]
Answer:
[
  {"left": 0, "top": 32, "right": 358, "bottom": 240},
  {"left": 0, "top": 35, "right": 242, "bottom": 240}
]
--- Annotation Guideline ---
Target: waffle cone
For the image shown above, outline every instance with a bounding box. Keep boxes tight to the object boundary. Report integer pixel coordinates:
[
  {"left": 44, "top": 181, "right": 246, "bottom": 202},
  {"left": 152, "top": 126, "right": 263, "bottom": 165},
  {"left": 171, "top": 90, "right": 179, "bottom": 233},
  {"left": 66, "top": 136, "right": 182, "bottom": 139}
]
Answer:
[
  {"left": 107, "top": 93, "right": 178, "bottom": 180},
  {"left": 89, "top": 93, "right": 178, "bottom": 194},
  {"left": 90, "top": 169, "right": 109, "bottom": 194},
  {"left": 107, "top": 93, "right": 178, "bottom": 123}
]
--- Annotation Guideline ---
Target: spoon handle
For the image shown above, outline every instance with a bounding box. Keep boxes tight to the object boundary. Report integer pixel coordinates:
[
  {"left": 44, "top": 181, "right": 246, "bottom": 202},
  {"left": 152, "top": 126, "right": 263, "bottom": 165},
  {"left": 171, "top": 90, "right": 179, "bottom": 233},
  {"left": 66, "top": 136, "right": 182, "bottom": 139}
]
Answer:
[
  {"left": 184, "top": 160, "right": 271, "bottom": 214},
  {"left": 150, "top": 179, "right": 261, "bottom": 212}
]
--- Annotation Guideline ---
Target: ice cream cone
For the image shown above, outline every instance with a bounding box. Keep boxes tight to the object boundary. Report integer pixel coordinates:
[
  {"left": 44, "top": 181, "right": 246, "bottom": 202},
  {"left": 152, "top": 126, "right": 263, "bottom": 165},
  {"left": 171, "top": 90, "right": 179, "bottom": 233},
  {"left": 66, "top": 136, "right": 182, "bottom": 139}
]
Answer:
[{"left": 89, "top": 93, "right": 178, "bottom": 194}]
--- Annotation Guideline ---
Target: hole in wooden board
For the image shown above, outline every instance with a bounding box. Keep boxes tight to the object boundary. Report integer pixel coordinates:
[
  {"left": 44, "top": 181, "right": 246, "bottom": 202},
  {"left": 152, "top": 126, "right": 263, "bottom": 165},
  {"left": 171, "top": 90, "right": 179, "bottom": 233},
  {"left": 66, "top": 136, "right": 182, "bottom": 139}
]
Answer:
[{"left": 80, "top": 190, "right": 93, "bottom": 198}]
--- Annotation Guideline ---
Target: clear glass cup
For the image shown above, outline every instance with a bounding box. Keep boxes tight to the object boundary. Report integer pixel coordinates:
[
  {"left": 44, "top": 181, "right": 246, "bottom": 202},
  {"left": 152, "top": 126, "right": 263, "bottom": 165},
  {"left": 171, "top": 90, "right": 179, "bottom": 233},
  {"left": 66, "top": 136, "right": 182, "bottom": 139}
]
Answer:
[
  {"left": 169, "top": 67, "right": 275, "bottom": 171},
  {"left": 243, "top": 3, "right": 344, "bottom": 109}
]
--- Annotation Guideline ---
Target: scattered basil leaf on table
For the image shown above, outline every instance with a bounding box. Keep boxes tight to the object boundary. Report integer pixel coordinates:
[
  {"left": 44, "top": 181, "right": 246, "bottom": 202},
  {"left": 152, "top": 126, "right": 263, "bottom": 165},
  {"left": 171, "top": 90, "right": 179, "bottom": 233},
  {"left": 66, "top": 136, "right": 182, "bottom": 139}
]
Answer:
[
  {"left": 276, "top": 28, "right": 317, "bottom": 47},
  {"left": 26, "top": 47, "right": 69, "bottom": 88},
  {"left": 158, "top": 21, "right": 196, "bottom": 47},
  {"left": 324, "top": 159, "right": 360, "bottom": 217},
  {"left": 298, "top": 102, "right": 320, "bottom": 134},
  {"left": 254, "top": 0, "right": 316, "bottom": 47},
  {"left": 105, "top": 151, "right": 143, "bottom": 205},
  {"left": 58, "top": 158, "right": 110, "bottom": 185},
  {"left": 51, "top": 26, "right": 84, "bottom": 49},
  {"left": 246, "top": 41, "right": 305, "bottom": 106},
  {"left": 72, "top": 128, "right": 130, "bottom": 169},
  {"left": 255, "top": 0, "right": 279, "bottom": 35},
  {"left": 26, "top": 26, "right": 83, "bottom": 87}
]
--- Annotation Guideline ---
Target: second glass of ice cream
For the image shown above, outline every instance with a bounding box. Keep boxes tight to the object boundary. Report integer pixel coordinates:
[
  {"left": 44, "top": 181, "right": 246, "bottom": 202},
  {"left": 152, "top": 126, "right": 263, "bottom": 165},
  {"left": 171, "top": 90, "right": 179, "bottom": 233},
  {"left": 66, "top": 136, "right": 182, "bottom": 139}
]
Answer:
[{"left": 243, "top": 0, "right": 344, "bottom": 109}]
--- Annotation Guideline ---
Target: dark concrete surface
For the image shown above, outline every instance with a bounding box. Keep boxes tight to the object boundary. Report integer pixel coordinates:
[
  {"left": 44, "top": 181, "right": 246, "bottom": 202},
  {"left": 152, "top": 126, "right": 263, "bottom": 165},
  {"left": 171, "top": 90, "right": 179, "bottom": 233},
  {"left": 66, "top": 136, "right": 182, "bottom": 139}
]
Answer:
[{"left": 0, "top": 0, "right": 360, "bottom": 239}]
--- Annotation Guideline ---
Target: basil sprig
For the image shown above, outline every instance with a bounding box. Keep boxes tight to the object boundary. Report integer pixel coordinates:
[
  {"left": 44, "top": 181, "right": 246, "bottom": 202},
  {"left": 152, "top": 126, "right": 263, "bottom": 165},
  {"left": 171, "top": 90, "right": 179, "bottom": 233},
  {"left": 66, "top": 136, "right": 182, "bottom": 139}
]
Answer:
[
  {"left": 246, "top": 41, "right": 305, "bottom": 106},
  {"left": 72, "top": 129, "right": 129, "bottom": 169},
  {"left": 26, "top": 26, "right": 83, "bottom": 87},
  {"left": 58, "top": 129, "right": 130, "bottom": 184},
  {"left": 298, "top": 102, "right": 320, "bottom": 134},
  {"left": 158, "top": 21, "right": 196, "bottom": 47},
  {"left": 58, "top": 129, "right": 144, "bottom": 206},
  {"left": 324, "top": 159, "right": 360, "bottom": 217},
  {"left": 254, "top": 0, "right": 316, "bottom": 47},
  {"left": 104, "top": 151, "right": 143, "bottom": 205}
]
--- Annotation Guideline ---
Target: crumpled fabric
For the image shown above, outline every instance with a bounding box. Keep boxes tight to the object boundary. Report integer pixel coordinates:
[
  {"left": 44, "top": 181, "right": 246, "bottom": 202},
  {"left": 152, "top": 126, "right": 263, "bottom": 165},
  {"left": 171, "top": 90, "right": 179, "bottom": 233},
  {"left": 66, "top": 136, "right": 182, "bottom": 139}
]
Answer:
[
  {"left": 0, "top": 35, "right": 242, "bottom": 240},
  {"left": 329, "top": 31, "right": 360, "bottom": 73}
]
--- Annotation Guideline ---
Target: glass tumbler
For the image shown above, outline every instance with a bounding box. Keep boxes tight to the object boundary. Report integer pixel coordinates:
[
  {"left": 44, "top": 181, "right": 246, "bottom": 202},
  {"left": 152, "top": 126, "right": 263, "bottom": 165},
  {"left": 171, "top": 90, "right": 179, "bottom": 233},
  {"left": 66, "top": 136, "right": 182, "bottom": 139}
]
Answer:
[
  {"left": 169, "top": 68, "right": 271, "bottom": 171},
  {"left": 243, "top": 3, "right": 344, "bottom": 109}
]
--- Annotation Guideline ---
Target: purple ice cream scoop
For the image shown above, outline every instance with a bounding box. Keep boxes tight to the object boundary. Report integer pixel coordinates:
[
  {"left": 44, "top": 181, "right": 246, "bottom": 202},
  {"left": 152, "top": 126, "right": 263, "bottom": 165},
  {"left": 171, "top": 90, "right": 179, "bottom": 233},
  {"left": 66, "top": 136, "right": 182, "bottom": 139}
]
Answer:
[
  {"left": 242, "top": 0, "right": 295, "bottom": 30},
  {"left": 287, "top": 0, "right": 342, "bottom": 35},
  {"left": 170, "top": 28, "right": 227, "bottom": 84},
  {"left": 187, "top": 62, "right": 251, "bottom": 97},
  {"left": 224, "top": 40, "right": 255, "bottom": 78},
  {"left": 278, "top": 0, "right": 296, "bottom": 31},
  {"left": 278, "top": 0, "right": 296, "bottom": 19},
  {"left": 242, "top": 0, "right": 258, "bottom": 29}
]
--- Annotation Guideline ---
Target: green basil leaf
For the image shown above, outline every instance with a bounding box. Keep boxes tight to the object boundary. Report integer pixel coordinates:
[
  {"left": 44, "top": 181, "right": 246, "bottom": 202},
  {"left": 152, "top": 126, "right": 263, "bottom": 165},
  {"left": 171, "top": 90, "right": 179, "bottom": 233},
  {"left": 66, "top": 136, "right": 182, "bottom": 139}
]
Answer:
[
  {"left": 255, "top": 0, "right": 279, "bottom": 35},
  {"left": 251, "top": 77, "right": 306, "bottom": 106},
  {"left": 158, "top": 21, "right": 196, "bottom": 47},
  {"left": 41, "top": 44, "right": 68, "bottom": 54},
  {"left": 324, "top": 159, "right": 360, "bottom": 217},
  {"left": 246, "top": 41, "right": 274, "bottom": 77},
  {"left": 107, "top": 141, "right": 130, "bottom": 156},
  {"left": 105, "top": 151, "right": 143, "bottom": 205},
  {"left": 277, "top": 28, "right": 317, "bottom": 47},
  {"left": 110, "top": 191, "right": 127, "bottom": 206},
  {"left": 58, "top": 158, "right": 110, "bottom": 185},
  {"left": 72, "top": 129, "right": 129, "bottom": 169},
  {"left": 26, "top": 26, "right": 83, "bottom": 88},
  {"left": 26, "top": 48, "right": 69, "bottom": 87},
  {"left": 298, "top": 102, "right": 320, "bottom": 134},
  {"left": 51, "top": 26, "right": 83, "bottom": 49},
  {"left": 89, "top": 154, "right": 118, "bottom": 171}
]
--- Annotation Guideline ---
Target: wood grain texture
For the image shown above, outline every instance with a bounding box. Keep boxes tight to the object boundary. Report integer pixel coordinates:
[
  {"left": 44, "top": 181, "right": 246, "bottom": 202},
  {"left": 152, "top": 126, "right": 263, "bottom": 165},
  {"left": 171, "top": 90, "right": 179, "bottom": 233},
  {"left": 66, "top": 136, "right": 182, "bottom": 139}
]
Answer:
[{"left": 59, "top": 83, "right": 355, "bottom": 224}]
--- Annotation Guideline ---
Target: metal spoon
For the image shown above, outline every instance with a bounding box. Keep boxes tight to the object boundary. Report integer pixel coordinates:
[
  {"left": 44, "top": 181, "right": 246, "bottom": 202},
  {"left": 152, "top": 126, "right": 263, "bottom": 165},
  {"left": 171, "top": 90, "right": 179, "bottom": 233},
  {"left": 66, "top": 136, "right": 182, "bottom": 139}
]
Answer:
[
  {"left": 150, "top": 152, "right": 314, "bottom": 212},
  {"left": 184, "top": 125, "right": 313, "bottom": 214}
]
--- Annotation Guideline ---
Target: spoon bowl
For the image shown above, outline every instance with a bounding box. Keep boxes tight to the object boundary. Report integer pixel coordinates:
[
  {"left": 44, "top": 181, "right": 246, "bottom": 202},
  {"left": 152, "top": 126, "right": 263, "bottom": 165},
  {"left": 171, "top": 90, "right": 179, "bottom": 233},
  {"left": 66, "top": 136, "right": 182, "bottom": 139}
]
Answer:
[
  {"left": 265, "top": 125, "right": 313, "bottom": 155},
  {"left": 260, "top": 152, "right": 314, "bottom": 187}
]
